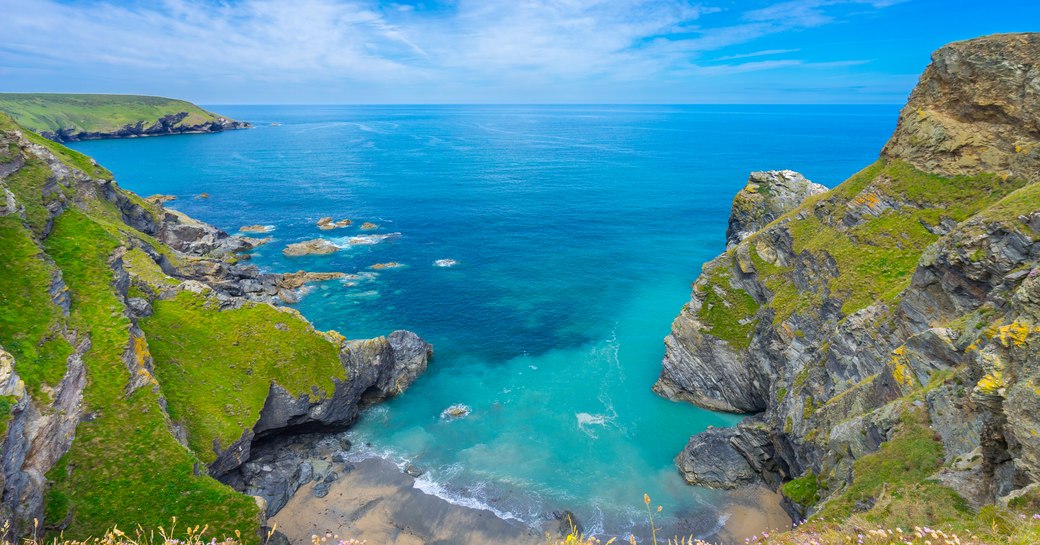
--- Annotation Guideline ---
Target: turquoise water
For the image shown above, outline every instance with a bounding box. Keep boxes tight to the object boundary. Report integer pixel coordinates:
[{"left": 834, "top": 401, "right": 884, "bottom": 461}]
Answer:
[{"left": 70, "top": 105, "right": 896, "bottom": 538}]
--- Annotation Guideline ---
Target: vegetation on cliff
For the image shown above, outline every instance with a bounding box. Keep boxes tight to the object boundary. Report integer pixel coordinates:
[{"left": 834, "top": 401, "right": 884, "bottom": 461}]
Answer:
[
  {"left": 0, "top": 94, "right": 248, "bottom": 143},
  {"left": 0, "top": 111, "right": 429, "bottom": 543},
  {"left": 660, "top": 32, "right": 1040, "bottom": 545}
]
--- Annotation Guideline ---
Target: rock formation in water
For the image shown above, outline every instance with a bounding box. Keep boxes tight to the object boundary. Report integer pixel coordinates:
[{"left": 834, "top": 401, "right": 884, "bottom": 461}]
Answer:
[
  {"left": 0, "top": 113, "right": 430, "bottom": 542},
  {"left": 658, "top": 33, "right": 1040, "bottom": 522}
]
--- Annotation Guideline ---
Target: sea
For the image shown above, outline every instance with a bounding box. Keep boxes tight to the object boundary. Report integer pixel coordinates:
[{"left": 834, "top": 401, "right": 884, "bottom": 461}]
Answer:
[{"left": 69, "top": 104, "right": 898, "bottom": 539}]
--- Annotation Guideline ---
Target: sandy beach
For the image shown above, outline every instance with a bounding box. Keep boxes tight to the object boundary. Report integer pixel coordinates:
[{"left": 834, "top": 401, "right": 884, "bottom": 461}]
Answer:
[
  {"left": 271, "top": 456, "right": 790, "bottom": 545},
  {"left": 272, "top": 458, "right": 542, "bottom": 545}
]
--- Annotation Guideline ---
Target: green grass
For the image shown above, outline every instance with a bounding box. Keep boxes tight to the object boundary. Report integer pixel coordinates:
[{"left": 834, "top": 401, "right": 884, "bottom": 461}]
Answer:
[
  {"left": 815, "top": 408, "right": 967, "bottom": 525},
  {"left": 0, "top": 394, "right": 16, "bottom": 436},
  {"left": 41, "top": 210, "right": 259, "bottom": 543},
  {"left": 0, "top": 94, "right": 233, "bottom": 136},
  {"left": 0, "top": 216, "right": 72, "bottom": 400},
  {"left": 696, "top": 263, "right": 760, "bottom": 349},
  {"left": 782, "top": 472, "right": 821, "bottom": 508},
  {"left": 142, "top": 291, "right": 345, "bottom": 464},
  {"left": 743, "top": 159, "right": 1028, "bottom": 323}
]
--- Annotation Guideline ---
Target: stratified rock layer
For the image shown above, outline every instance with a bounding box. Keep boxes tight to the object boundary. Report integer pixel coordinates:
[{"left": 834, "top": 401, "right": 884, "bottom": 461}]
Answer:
[{"left": 659, "top": 33, "right": 1040, "bottom": 514}]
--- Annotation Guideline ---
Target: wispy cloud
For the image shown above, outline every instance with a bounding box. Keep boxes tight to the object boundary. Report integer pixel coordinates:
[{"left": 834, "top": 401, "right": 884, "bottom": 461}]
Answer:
[
  {"left": 0, "top": 0, "right": 917, "bottom": 102},
  {"left": 715, "top": 48, "right": 801, "bottom": 61}
]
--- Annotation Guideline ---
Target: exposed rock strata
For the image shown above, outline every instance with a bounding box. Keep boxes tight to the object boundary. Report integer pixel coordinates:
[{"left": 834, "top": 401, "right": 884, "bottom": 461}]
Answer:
[
  {"left": 40, "top": 112, "right": 250, "bottom": 143},
  {"left": 659, "top": 33, "right": 1040, "bottom": 518},
  {"left": 726, "top": 170, "right": 827, "bottom": 247}
]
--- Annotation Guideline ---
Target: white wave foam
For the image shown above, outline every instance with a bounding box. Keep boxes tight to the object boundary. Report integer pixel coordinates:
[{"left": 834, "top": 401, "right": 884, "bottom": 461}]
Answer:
[
  {"left": 238, "top": 224, "right": 275, "bottom": 233},
  {"left": 433, "top": 258, "right": 458, "bottom": 267},
  {"left": 412, "top": 474, "right": 522, "bottom": 522},
  {"left": 330, "top": 232, "right": 402, "bottom": 247},
  {"left": 441, "top": 404, "right": 471, "bottom": 419}
]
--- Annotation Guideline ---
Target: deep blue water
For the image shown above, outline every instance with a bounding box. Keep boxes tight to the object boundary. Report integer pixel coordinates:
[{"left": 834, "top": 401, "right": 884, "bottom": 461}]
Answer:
[{"left": 70, "top": 105, "right": 897, "bottom": 538}]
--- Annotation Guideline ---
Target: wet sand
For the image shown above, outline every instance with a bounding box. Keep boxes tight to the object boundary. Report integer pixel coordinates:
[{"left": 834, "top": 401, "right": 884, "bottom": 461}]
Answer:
[
  {"left": 271, "top": 458, "right": 541, "bottom": 545},
  {"left": 711, "top": 488, "right": 792, "bottom": 544},
  {"left": 272, "top": 457, "right": 790, "bottom": 545}
]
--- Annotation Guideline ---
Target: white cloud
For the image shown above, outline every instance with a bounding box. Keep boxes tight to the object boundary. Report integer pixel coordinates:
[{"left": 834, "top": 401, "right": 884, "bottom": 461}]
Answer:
[{"left": 0, "top": 0, "right": 907, "bottom": 102}]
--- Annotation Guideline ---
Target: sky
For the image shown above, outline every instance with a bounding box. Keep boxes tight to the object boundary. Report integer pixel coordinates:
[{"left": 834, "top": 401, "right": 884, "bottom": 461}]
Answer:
[{"left": 1, "top": 0, "right": 1038, "bottom": 104}]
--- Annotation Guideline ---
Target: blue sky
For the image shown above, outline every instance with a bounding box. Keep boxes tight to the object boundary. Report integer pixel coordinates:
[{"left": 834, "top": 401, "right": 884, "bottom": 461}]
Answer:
[{"left": 1, "top": 0, "right": 1037, "bottom": 104}]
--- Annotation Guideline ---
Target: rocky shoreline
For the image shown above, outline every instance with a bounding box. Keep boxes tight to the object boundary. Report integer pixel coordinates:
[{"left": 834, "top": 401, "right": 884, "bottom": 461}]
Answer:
[
  {"left": 0, "top": 116, "right": 432, "bottom": 539},
  {"left": 657, "top": 33, "right": 1040, "bottom": 521},
  {"left": 40, "top": 112, "right": 250, "bottom": 143}
]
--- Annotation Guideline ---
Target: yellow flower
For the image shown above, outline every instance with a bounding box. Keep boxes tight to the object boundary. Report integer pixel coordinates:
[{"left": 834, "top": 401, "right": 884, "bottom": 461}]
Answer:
[{"left": 644, "top": 494, "right": 650, "bottom": 506}]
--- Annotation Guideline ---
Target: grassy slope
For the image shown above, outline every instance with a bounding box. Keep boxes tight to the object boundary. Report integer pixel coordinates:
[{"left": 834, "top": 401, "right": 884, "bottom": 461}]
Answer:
[
  {"left": 0, "top": 94, "right": 229, "bottom": 134},
  {"left": 143, "top": 292, "right": 346, "bottom": 464},
  {"left": 41, "top": 210, "right": 259, "bottom": 540},
  {"left": 0, "top": 112, "right": 333, "bottom": 541},
  {"left": 699, "top": 158, "right": 1028, "bottom": 337}
]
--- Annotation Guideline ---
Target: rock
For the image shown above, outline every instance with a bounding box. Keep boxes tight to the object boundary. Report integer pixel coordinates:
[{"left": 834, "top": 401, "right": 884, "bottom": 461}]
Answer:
[
  {"left": 882, "top": 33, "right": 1040, "bottom": 182},
  {"left": 675, "top": 427, "right": 763, "bottom": 489},
  {"left": 145, "top": 194, "right": 177, "bottom": 205},
  {"left": 725, "top": 170, "right": 826, "bottom": 247},
  {"left": 405, "top": 464, "right": 424, "bottom": 477},
  {"left": 263, "top": 528, "right": 292, "bottom": 545},
  {"left": 553, "top": 510, "right": 583, "bottom": 537},
  {"left": 317, "top": 217, "right": 351, "bottom": 230},
  {"left": 238, "top": 236, "right": 272, "bottom": 248},
  {"left": 360, "top": 222, "right": 378, "bottom": 230},
  {"left": 369, "top": 262, "right": 403, "bottom": 270},
  {"left": 441, "top": 404, "right": 471, "bottom": 419},
  {"left": 240, "top": 224, "right": 274, "bottom": 233},
  {"left": 657, "top": 33, "right": 1040, "bottom": 513},
  {"left": 276, "top": 270, "right": 347, "bottom": 290},
  {"left": 197, "top": 192, "right": 210, "bottom": 199},
  {"left": 282, "top": 239, "right": 339, "bottom": 257}
]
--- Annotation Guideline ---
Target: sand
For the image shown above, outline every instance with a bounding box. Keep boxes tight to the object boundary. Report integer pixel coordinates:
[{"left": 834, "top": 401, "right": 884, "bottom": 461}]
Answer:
[
  {"left": 712, "top": 488, "right": 792, "bottom": 544},
  {"left": 272, "top": 457, "right": 791, "bottom": 545},
  {"left": 271, "top": 458, "right": 541, "bottom": 545}
]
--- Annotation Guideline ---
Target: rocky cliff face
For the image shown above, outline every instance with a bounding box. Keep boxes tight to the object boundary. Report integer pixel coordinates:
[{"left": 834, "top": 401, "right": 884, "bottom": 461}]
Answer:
[
  {"left": 0, "top": 113, "right": 429, "bottom": 541},
  {"left": 41, "top": 112, "right": 250, "bottom": 143},
  {"left": 659, "top": 33, "right": 1040, "bottom": 521}
]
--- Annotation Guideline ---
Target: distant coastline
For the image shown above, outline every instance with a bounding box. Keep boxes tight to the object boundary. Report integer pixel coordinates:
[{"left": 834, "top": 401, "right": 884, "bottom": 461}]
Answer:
[{"left": 0, "top": 93, "right": 249, "bottom": 143}]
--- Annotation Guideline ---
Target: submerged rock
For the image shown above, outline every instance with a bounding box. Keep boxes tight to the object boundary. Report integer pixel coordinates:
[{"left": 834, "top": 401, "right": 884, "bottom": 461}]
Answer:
[
  {"left": 441, "top": 404, "right": 471, "bottom": 419},
  {"left": 369, "top": 262, "right": 403, "bottom": 270}
]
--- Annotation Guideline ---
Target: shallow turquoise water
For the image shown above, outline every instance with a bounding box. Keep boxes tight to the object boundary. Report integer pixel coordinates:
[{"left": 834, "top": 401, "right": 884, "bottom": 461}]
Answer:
[{"left": 70, "top": 105, "right": 896, "bottom": 538}]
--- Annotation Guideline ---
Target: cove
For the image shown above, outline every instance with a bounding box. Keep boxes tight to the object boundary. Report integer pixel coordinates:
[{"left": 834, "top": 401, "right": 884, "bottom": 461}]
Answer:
[{"left": 69, "top": 104, "right": 897, "bottom": 538}]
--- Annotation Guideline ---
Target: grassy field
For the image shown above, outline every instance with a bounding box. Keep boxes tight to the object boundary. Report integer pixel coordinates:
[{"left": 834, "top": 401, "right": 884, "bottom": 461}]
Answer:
[{"left": 0, "top": 93, "right": 235, "bottom": 135}]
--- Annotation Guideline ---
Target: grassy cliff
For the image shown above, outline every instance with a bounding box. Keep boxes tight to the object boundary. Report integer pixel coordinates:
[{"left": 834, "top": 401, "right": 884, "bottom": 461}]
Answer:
[
  {"left": 0, "top": 110, "right": 430, "bottom": 543},
  {"left": 0, "top": 94, "right": 247, "bottom": 142}
]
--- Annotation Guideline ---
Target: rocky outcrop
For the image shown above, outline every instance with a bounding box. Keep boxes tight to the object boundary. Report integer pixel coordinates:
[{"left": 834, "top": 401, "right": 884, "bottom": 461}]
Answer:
[
  {"left": 660, "top": 33, "right": 1040, "bottom": 519},
  {"left": 726, "top": 170, "right": 827, "bottom": 247},
  {"left": 882, "top": 33, "right": 1040, "bottom": 183},
  {"left": 209, "top": 331, "right": 431, "bottom": 479},
  {"left": 40, "top": 113, "right": 250, "bottom": 143},
  {"left": 283, "top": 238, "right": 339, "bottom": 257},
  {"left": 215, "top": 331, "right": 432, "bottom": 514}
]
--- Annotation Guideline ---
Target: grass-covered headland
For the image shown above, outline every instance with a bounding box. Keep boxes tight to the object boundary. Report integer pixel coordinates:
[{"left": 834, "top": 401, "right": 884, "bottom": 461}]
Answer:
[{"left": 0, "top": 94, "right": 248, "bottom": 142}]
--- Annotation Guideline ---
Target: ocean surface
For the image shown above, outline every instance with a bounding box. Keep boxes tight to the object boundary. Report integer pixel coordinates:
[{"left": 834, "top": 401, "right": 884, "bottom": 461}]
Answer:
[{"left": 70, "top": 105, "right": 898, "bottom": 539}]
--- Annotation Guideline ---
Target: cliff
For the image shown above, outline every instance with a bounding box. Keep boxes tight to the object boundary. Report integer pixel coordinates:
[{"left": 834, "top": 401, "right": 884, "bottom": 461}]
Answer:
[
  {"left": 658, "top": 32, "right": 1040, "bottom": 526},
  {"left": 0, "top": 94, "right": 249, "bottom": 143},
  {"left": 0, "top": 112, "right": 429, "bottom": 542}
]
